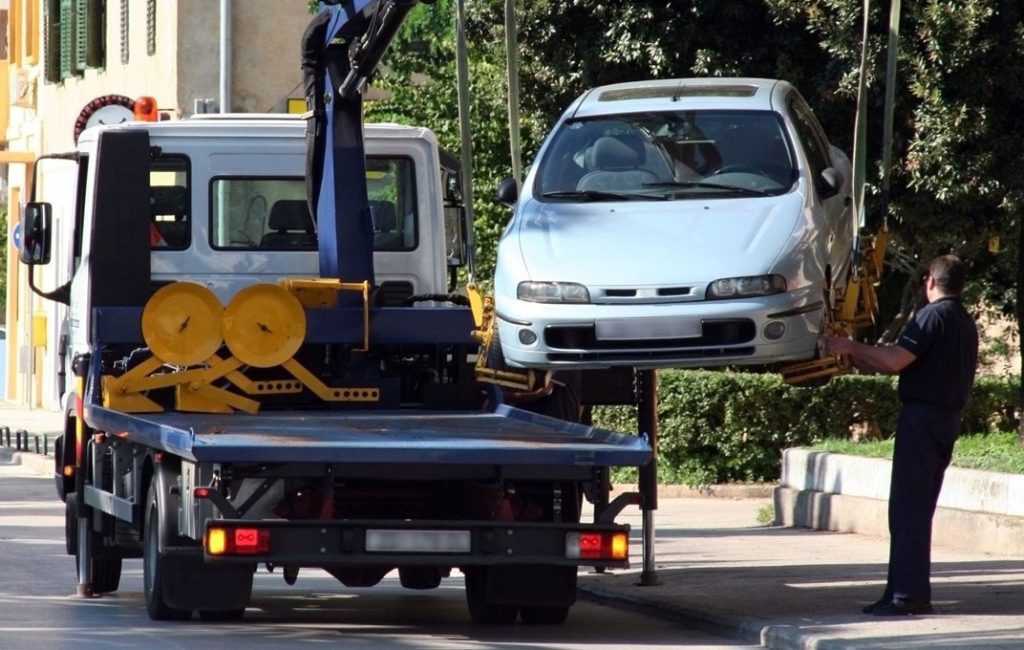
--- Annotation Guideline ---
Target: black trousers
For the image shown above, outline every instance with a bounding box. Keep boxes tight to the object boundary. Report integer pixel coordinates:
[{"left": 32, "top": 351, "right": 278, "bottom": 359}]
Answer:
[{"left": 885, "top": 401, "right": 962, "bottom": 601}]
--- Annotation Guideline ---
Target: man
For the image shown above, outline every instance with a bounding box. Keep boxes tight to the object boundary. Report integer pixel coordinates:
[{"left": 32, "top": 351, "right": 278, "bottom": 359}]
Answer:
[{"left": 827, "top": 254, "right": 979, "bottom": 616}]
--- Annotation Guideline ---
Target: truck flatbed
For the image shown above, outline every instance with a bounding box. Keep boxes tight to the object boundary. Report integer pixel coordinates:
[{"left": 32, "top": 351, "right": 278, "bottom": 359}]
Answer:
[{"left": 85, "top": 403, "right": 651, "bottom": 466}]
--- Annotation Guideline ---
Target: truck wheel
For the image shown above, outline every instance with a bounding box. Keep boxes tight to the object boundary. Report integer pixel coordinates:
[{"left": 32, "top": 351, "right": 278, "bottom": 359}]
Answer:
[
  {"left": 143, "top": 488, "right": 191, "bottom": 620},
  {"left": 520, "top": 605, "right": 570, "bottom": 625},
  {"left": 464, "top": 568, "right": 517, "bottom": 624},
  {"left": 66, "top": 493, "right": 123, "bottom": 593}
]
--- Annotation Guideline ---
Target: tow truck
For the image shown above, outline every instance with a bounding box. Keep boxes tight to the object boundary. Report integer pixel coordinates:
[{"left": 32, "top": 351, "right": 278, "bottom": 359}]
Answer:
[{"left": 18, "top": 0, "right": 651, "bottom": 623}]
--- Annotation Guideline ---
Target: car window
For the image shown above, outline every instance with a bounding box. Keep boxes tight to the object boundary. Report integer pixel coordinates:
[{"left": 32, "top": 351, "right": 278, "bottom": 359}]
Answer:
[
  {"left": 534, "top": 110, "right": 796, "bottom": 200},
  {"left": 786, "top": 92, "right": 832, "bottom": 178}
]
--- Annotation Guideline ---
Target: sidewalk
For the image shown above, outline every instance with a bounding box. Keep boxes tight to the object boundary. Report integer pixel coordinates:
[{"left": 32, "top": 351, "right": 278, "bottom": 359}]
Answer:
[
  {"left": 579, "top": 495, "right": 1024, "bottom": 649},
  {"left": 3, "top": 403, "right": 1023, "bottom": 648}
]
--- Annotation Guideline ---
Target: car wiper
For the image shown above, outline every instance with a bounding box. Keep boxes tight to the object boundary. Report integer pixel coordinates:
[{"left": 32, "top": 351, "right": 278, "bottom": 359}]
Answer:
[
  {"left": 541, "top": 190, "right": 668, "bottom": 201},
  {"left": 642, "top": 181, "right": 773, "bottom": 197}
]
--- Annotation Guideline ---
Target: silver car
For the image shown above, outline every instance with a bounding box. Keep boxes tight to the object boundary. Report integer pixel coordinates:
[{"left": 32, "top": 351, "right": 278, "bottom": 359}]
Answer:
[{"left": 494, "top": 78, "right": 854, "bottom": 370}]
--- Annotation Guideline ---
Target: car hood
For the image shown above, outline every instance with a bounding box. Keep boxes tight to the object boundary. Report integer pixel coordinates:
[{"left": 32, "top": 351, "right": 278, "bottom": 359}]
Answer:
[{"left": 512, "top": 194, "right": 804, "bottom": 285}]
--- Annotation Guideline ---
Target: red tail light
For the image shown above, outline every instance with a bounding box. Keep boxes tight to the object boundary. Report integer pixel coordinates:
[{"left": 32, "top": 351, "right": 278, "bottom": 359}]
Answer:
[
  {"left": 207, "top": 526, "right": 271, "bottom": 556},
  {"left": 565, "top": 531, "right": 628, "bottom": 561}
]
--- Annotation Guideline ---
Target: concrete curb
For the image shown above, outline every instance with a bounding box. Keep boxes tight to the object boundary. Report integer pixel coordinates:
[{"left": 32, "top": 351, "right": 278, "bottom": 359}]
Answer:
[
  {"left": 577, "top": 580, "right": 767, "bottom": 647},
  {"left": 578, "top": 577, "right": 815, "bottom": 650},
  {"left": 776, "top": 449, "right": 1024, "bottom": 556},
  {"left": 612, "top": 483, "right": 775, "bottom": 499},
  {"left": 0, "top": 447, "right": 52, "bottom": 476}
]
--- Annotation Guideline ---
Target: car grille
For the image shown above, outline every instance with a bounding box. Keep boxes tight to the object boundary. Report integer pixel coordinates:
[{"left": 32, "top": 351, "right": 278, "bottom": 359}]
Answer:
[
  {"left": 543, "top": 319, "right": 755, "bottom": 349},
  {"left": 547, "top": 347, "right": 756, "bottom": 364}
]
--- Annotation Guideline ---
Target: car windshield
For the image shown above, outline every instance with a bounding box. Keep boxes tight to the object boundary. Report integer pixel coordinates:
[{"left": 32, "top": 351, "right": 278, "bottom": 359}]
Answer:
[{"left": 534, "top": 110, "right": 796, "bottom": 200}]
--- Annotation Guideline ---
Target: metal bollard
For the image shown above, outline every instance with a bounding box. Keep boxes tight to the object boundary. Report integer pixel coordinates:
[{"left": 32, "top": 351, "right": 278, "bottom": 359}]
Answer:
[
  {"left": 2, "top": 426, "right": 9, "bottom": 447},
  {"left": 43, "top": 434, "right": 49, "bottom": 456},
  {"left": 16, "top": 429, "right": 28, "bottom": 451},
  {"left": 34, "top": 435, "right": 40, "bottom": 454}
]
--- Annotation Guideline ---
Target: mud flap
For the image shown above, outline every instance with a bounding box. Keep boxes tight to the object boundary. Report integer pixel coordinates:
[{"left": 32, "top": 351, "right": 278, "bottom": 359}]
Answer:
[
  {"left": 478, "top": 565, "right": 577, "bottom": 608},
  {"left": 162, "top": 549, "right": 254, "bottom": 612}
]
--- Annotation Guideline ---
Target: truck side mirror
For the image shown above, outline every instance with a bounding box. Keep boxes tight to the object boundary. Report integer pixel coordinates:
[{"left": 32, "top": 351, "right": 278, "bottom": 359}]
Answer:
[
  {"left": 444, "top": 205, "right": 467, "bottom": 267},
  {"left": 496, "top": 177, "right": 519, "bottom": 207},
  {"left": 19, "top": 202, "right": 53, "bottom": 265}
]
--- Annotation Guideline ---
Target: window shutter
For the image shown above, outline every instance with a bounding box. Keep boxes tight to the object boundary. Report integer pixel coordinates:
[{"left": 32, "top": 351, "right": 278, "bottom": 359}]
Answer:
[
  {"left": 120, "top": 0, "right": 129, "bottom": 64},
  {"left": 146, "top": 0, "right": 156, "bottom": 55},
  {"left": 84, "top": 0, "right": 104, "bottom": 69},
  {"left": 59, "top": 0, "right": 77, "bottom": 79},
  {"left": 44, "top": 0, "right": 62, "bottom": 83}
]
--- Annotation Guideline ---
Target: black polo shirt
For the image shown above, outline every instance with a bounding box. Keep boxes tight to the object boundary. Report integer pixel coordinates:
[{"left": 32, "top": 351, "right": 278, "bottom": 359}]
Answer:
[{"left": 896, "top": 296, "right": 979, "bottom": 411}]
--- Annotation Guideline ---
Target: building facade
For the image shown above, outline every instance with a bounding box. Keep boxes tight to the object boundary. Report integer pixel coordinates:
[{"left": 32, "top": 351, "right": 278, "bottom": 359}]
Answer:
[{"left": 3, "top": 0, "right": 315, "bottom": 409}]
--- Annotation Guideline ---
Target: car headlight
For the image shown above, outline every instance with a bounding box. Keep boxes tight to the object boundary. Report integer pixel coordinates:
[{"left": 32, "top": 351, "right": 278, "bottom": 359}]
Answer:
[
  {"left": 517, "top": 281, "right": 591, "bottom": 303},
  {"left": 706, "top": 274, "right": 787, "bottom": 299}
]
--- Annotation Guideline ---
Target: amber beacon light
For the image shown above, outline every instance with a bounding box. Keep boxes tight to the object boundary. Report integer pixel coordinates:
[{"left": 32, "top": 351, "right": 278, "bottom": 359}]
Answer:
[{"left": 134, "top": 96, "right": 159, "bottom": 122}]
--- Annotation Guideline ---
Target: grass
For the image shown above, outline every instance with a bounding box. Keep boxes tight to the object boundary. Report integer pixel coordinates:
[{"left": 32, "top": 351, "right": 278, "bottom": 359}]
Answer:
[{"left": 813, "top": 431, "right": 1024, "bottom": 474}]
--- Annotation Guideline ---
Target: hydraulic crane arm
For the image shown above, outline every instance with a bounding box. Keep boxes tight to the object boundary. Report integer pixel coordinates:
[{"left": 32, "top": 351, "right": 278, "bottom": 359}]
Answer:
[{"left": 301, "top": 0, "right": 427, "bottom": 295}]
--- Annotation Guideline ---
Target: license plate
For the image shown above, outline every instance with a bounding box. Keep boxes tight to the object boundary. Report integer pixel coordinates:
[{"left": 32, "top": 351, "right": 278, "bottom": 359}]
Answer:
[
  {"left": 364, "top": 529, "right": 471, "bottom": 554},
  {"left": 595, "top": 317, "right": 702, "bottom": 341}
]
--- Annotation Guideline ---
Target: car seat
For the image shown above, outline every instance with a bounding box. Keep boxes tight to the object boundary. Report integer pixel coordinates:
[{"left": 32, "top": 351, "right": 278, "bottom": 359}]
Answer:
[
  {"left": 577, "top": 133, "right": 660, "bottom": 192},
  {"left": 150, "top": 186, "right": 189, "bottom": 247},
  {"left": 260, "top": 200, "right": 317, "bottom": 249}
]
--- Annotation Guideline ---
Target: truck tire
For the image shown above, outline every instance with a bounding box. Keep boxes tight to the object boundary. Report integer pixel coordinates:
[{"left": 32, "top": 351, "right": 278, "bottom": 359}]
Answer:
[
  {"left": 464, "top": 568, "right": 517, "bottom": 624},
  {"left": 66, "top": 495, "right": 123, "bottom": 594},
  {"left": 143, "top": 487, "right": 191, "bottom": 620}
]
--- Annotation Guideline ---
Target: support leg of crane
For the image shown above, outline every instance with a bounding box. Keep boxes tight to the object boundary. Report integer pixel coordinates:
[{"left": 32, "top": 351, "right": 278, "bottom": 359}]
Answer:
[
  {"left": 76, "top": 490, "right": 94, "bottom": 597},
  {"left": 637, "top": 369, "right": 661, "bottom": 586}
]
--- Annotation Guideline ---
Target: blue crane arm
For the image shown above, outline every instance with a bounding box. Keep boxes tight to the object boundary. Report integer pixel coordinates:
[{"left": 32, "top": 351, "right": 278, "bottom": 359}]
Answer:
[{"left": 301, "top": 1, "right": 423, "bottom": 295}]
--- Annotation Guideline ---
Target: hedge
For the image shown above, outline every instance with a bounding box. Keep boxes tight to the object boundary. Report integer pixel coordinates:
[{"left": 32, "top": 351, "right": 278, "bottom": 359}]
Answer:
[{"left": 592, "top": 370, "right": 1019, "bottom": 486}]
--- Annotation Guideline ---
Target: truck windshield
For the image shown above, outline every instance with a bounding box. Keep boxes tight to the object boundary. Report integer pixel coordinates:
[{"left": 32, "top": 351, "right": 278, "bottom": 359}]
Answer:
[
  {"left": 210, "top": 156, "right": 418, "bottom": 251},
  {"left": 534, "top": 110, "right": 796, "bottom": 200}
]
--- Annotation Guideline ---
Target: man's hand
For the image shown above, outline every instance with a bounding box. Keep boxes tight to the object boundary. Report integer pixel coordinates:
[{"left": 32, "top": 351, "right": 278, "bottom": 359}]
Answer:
[{"left": 827, "top": 336, "right": 854, "bottom": 356}]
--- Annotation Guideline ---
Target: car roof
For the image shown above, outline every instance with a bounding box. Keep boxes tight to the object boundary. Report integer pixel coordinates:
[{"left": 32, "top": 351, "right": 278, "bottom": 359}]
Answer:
[{"left": 570, "top": 78, "right": 788, "bottom": 119}]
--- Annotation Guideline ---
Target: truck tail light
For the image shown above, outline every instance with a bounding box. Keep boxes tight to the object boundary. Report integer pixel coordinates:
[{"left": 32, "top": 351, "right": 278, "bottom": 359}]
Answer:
[
  {"left": 207, "top": 526, "right": 271, "bottom": 556},
  {"left": 565, "top": 531, "right": 628, "bottom": 561}
]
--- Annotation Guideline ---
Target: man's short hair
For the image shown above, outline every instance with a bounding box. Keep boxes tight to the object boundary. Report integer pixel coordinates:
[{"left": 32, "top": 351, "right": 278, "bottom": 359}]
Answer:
[{"left": 929, "top": 254, "right": 966, "bottom": 295}]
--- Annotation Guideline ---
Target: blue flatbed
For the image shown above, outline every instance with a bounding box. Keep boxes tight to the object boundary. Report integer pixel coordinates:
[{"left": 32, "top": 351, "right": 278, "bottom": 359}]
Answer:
[{"left": 85, "top": 403, "right": 651, "bottom": 467}]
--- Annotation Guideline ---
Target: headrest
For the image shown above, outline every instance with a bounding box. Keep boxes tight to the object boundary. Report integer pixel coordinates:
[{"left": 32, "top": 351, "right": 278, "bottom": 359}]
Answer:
[
  {"left": 150, "top": 186, "right": 187, "bottom": 215},
  {"left": 268, "top": 200, "right": 314, "bottom": 232},
  {"left": 369, "top": 200, "right": 397, "bottom": 232},
  {"left": 590, "top": 135, "right": 645, "bottom": 170}
]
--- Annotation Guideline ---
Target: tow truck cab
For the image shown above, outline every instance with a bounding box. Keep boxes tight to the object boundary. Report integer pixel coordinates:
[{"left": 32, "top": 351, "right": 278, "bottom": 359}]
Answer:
[{"left": 24, "top": 115, "right": 469, "bottom": 404}]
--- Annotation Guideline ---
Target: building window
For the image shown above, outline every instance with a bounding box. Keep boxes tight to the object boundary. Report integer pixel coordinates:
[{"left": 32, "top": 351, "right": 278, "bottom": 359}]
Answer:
[
  {"left": 146, "top": 0, "right": 156, "bottom": 56},
  {"left": 44, "top": 0, "right": 105, "bottom": 84},
  {"left": 120, "top": 0, "right": 128, "bottom": 64}
]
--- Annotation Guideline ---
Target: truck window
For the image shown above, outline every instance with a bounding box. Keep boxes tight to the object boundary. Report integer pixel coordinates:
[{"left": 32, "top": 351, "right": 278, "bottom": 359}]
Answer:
[
  {"left": 209, "top": 156, "right": 418, "bottom": 251},
  {"left": 149, "top": 157, "right": 191, "bottom": 250}
]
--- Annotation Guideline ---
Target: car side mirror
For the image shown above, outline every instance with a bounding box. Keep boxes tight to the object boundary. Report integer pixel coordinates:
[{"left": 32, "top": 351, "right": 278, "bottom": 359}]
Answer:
[
  {"left": 19, "top": 202, "right": 53, "bottom": 265},
  {"left": 818, "top": 168, "right": 842, "bottom": 200},
  {"left": 496, "top": 176, "right": 519, "bottom": 208}
]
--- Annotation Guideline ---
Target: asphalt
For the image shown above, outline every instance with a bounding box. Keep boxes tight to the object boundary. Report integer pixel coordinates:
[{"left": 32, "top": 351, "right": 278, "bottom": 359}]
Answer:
[{"left": 3, "top": 403, "right": 1023, "bottom": 649}]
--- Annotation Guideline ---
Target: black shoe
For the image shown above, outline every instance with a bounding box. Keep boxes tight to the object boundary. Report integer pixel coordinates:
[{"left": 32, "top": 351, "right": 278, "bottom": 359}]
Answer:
[
  {"left": 861, "top": 596, "right": 891, "bottom": 614},
  {"left": 870, "top": 597, "right": 934, "bottom": 616}
]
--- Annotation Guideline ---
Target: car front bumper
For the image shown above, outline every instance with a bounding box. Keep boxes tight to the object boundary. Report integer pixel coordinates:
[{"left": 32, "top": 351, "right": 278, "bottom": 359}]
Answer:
[{"left": 495, "top": 286, "right": 825, "bottom": 370}]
